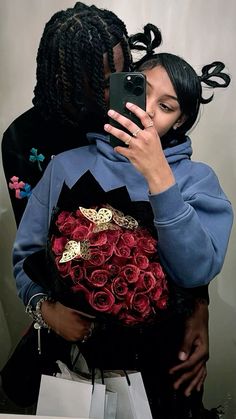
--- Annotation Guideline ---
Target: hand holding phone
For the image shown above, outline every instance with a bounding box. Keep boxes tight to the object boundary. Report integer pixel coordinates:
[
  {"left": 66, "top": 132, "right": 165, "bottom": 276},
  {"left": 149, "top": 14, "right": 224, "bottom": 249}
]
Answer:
[{"left": 109, "top": 72, "right": 146, "bottom": 147}]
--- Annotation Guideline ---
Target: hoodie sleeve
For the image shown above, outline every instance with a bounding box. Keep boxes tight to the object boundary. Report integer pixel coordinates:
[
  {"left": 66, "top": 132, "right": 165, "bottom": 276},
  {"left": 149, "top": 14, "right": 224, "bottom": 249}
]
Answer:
[
  {"left": 149, "top": 167, "right": 233, "bottom": 288},
  {"left": 12, "top": 162, "right": 53, "bottom": 307}
]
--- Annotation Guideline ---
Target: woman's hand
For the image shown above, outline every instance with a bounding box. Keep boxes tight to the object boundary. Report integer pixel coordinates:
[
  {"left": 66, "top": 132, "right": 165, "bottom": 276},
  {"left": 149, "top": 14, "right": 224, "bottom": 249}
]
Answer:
[
  {"left": 169, "top": 300, "right": 209, "bottom": 396},
  {"left": 104, "top": 102, "right": 175, "bottom": 194},
  {"left": 41, "top": 300, "right": 95, "bottom": 342}
]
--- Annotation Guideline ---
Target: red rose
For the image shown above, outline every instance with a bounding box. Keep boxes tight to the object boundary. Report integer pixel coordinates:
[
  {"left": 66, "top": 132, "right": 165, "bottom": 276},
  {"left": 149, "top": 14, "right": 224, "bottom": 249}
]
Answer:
[
  {"left": 136, "top": 237, "right": 157, "bottom": 254},
  {"left": 114, "top": 245, "right": 131, "bottom": 258},
  {"left": 55, "top": 256, "right": 72, "bottom": 278},
  {"left": 100, "top": 242, "right": 114, "bottom": 259},
  {"left": 70, "top": 265, "right": 85, "bottom": 283},
  {"left": 133, "top": 253, "right": 149, "bottom": 270},
  {"left": 137, "top": 272, "right": 156, "bottom": 293},
  {"left": 103, "top": 264, "right": 121, "bottom": 277},
  {"left": 130, "top": 292, "right": 152, "bottom": 317},
  {"left": 71, "top": 225, "right": 91, "bottom": 241},
  {"left": 111, "top": 276, "right": 128, "bottom": 299},
  {"left": 106, "top": 229, "right": 121, "bottom": 244},
  {"left": 89, "top": 288, "right": 115, "bottom": 312},
  {"left": 75, "top": 210, "right": 93, "bottom": 228},
  {"left": 52, "top": 236, "right": 68, "bottom": 255},
  {"left": 120, "top": 264, "right": 140, "bottom": 283},
  {"left": 88, "top": 249, "right": 105, "bottom": 266},
  {"left": 120, "top": 232, "right": 136, "bottom": 247},
  {"left": 58, "top": 215, "right": 78, "bottom": 235},
  {"left": 87, "top": 269, "right": 109, "bottom": 288},
  {"left": 89, "top": 232, "right": 107, "bottom": 246},
  {"left": 56, "top": 211, "right": 71, "bottom": 227},
  {"left": 150, "top": 262, "right": 166, "bottom": 281}
]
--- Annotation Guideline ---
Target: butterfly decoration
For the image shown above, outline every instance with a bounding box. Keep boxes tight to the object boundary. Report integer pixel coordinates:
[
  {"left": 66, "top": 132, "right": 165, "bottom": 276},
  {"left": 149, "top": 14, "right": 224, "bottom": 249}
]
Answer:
[
  {"left": 59, "top": 240, "right": 90, "bottom": 263},
  {"left": 79, "top": 205, "right": 138, "bottom": 231},
  {"left": 79, "top": 206, "right": 120, "bottom": 233}
]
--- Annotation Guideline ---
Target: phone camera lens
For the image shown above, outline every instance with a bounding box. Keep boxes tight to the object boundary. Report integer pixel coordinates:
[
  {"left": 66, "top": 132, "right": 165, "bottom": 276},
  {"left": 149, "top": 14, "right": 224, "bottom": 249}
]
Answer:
[
  {"left": 133, "top": 86, "right": 144, "bottom": 96},
  {"left": 124, "top": 80, "right": 134, "bottom": 91},
  {"left": 133, "top": 75, "right": 144, "bottom": 86}
]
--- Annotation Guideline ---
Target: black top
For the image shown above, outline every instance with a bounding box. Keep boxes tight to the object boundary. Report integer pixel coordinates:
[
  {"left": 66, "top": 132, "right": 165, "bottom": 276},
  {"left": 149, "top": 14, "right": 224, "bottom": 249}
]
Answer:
[{"left": 1, "top": 107, "right": 89, "bottom": 225}]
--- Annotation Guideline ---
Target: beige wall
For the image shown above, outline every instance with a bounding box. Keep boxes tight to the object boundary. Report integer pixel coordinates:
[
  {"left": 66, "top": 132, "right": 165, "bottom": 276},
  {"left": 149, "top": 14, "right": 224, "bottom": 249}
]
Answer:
[{"left": 0, "top": 0, "right": 235, "bottom": 415}]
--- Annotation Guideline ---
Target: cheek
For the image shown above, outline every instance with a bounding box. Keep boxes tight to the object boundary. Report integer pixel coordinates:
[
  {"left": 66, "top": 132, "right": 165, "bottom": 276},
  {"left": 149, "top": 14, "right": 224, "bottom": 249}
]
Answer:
[{"left": 153, "top": 115, "right": 175, "bottom": 138}]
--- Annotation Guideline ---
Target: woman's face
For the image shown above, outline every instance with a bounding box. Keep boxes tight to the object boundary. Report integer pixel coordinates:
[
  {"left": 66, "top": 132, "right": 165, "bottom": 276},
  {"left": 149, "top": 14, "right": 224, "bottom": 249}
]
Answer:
[{"left": 143, "top": 65, "right": 185, "bottom": 138}]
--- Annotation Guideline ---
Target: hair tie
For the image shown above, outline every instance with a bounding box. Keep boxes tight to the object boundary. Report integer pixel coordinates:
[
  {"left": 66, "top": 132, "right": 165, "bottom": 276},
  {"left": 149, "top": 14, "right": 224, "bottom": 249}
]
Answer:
[
  {"left": 129, "top": 23, "right": 162, "bottom": 59},
  {"left": 199, "top": 61, "right": 231, "bottom": 104}
]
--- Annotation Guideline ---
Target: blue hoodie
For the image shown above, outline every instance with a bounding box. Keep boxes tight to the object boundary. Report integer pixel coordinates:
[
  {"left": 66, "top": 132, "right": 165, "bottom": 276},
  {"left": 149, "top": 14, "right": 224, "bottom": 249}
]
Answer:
[{"left": 13, "top": 133, "right": 233, "bottom": 306}]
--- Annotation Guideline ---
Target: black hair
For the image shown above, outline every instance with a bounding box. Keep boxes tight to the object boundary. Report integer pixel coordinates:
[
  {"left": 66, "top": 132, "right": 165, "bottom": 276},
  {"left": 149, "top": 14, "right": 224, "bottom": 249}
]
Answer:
[
  {"left": 33, "top": 2, "right": 131, "bottom": 126},
  {"left": 130, "top": 24, "right": 231, "bottom": 144}
]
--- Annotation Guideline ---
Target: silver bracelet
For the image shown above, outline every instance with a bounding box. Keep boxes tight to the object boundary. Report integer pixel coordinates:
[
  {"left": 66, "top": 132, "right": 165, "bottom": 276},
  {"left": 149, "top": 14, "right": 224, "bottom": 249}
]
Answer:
[
  {"left": 26, "top": 294, "right": 52, "bottom": 355},
  {"left": 26, "top": 293, "right": 51, "bottom": 329}
]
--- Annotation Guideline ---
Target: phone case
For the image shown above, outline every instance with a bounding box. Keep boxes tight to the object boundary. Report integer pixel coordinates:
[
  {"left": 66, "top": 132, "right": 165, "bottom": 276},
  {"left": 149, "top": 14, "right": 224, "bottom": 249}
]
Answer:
[{"left": 109, "top": 72, "right": 146, "bottom": 147}]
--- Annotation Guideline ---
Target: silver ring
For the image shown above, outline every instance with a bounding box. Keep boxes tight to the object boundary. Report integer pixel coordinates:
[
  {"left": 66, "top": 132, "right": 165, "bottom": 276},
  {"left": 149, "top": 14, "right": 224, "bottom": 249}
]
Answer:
[
  {"left": 145, "top": 121, "right": 154, "bottom": 129},
  {"left": 125, "top": 136, "right": 132, "bottom": 146},
  {"left": 81, "top": 336, "right": 88, "bottom": 344},
  {"left": 81, "top": 322, "right": 95, "bottom": 343},
  {"left": 132, "top": 128, "right": 141, "bottom": 138}
]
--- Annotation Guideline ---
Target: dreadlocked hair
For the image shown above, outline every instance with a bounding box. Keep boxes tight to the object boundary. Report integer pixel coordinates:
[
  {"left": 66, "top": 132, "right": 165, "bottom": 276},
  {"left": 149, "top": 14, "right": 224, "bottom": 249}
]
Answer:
[{"left": 33, "top": 2, "right": 130, "bottom": 126}]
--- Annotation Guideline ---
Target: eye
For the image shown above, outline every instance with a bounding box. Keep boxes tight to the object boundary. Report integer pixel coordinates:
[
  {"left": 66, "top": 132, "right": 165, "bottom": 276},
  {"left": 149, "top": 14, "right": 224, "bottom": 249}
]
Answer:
[{"left": 159, "top": 103, "right": 172, "bottom": 112}]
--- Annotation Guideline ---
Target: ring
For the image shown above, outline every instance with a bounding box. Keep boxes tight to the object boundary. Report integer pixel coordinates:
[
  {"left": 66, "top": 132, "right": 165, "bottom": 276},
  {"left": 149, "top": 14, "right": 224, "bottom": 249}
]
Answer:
[
  {"left": 81, "top": 322, "right": 95, "bottom": 343},
  {"left": 132, "top": 128, "right": 141, "bottom": 138},
  {"left": 125, "top": 136, "right": 132, "bottom": 146},
  {"left": 145, "top": 121, "right": 154, "bottom": 128},
  {"left": 81, "top": 335, "right": 88, "bottom": 344}
]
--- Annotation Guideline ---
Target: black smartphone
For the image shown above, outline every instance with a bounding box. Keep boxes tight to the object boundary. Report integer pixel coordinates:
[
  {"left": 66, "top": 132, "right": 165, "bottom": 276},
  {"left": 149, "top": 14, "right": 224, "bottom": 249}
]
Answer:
[{"left": 109, "top": 72, "right": 146, "bottom": 147}]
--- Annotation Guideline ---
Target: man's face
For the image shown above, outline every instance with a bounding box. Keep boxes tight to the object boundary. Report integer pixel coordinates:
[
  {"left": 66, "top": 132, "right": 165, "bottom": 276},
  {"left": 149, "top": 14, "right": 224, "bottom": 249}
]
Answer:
[{"left": 103, "top": 42, "right": 125, "bottom": 104}]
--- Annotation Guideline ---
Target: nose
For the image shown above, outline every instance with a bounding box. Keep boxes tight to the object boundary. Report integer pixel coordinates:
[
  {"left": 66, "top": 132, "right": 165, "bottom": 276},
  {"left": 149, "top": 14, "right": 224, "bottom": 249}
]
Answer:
[
  {"left": 146, "top": 99, "right": 155, "bottom": 119},
  {"left": 147, "top": 110, "right": 154, "bottom": 119}
]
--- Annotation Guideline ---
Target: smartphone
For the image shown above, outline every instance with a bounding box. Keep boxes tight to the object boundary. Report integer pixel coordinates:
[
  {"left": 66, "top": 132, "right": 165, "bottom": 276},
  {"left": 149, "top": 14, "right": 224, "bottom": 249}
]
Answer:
[{"left": 109, "top": 72, "right": 146, "bottom": 147}]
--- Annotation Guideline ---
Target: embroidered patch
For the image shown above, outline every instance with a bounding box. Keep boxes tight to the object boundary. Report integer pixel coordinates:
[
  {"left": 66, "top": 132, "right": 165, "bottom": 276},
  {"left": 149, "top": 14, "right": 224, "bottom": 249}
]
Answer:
[{"left": 29, "top": 148, "right": 45, "bottom": 171}]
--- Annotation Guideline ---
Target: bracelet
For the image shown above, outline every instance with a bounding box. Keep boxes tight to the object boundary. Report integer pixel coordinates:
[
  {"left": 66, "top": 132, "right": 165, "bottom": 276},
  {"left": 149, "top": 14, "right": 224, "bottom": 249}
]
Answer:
[{"left": 26, "top": 294, "right": 51, "bottom": 329}]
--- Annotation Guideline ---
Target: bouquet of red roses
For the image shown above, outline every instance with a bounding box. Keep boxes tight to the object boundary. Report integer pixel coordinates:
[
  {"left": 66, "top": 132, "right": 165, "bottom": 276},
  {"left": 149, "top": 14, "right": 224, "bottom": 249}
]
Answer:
[{"left": 50, "top": 203, "right": 169, "bottom": 326}]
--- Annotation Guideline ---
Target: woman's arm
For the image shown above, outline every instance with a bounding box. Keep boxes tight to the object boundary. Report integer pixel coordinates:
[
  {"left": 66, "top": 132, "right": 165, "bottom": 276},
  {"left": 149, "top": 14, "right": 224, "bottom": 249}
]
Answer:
[{"left": 104, "top": 104, "right": 233, "bottom": 288}]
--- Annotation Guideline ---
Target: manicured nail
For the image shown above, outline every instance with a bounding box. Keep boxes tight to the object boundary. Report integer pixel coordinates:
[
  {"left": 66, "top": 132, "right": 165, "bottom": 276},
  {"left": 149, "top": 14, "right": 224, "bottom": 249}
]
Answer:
[
  {"left": 126, "top": 102, "right": 132, "bottom": 109},
  {"left": 179, "top": 351, "right": 187, "bottom": 361},
  {"left": 108, "top": 109, "right": 115, "bottom": 116},
  {"left": 104, "top": 124, "right": 110, "bottom": 131}
]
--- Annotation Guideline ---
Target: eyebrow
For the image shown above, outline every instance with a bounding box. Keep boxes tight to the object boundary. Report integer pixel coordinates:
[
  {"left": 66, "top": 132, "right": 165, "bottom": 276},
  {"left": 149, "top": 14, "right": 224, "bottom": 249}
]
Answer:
[{"left": 146, "top": 80, "right": 178, "bottom": 102}]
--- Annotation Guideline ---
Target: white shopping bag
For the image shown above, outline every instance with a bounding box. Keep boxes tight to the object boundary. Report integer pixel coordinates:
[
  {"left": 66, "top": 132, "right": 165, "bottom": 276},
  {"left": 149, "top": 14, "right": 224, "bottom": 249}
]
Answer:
[
  {"left": 104, "top": 371, "right": 153, "bottom": 419},
  {"left": 89, "top": 382, "right": 106, "bottom": 419},
  {"left": 56, "top": 360, "right": 106, "bottom": 419},
  {"left": 104, "top": 390, "right": 117, "bottom": 419},
  {"left": 36, "top": 374, "right": 93, "bottom": 417}
]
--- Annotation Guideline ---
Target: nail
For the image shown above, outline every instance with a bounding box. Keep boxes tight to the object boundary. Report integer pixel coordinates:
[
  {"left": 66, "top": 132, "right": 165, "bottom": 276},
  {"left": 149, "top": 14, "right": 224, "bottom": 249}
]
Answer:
[
  {"left": 179, "top": 351, "right": 187, "bottom": 361},
  {"left": 126, "top": 102, "right": 133, "bottom": 109},
  {"left": 108, "top": 109, "right": 115, "bottom": 116}
]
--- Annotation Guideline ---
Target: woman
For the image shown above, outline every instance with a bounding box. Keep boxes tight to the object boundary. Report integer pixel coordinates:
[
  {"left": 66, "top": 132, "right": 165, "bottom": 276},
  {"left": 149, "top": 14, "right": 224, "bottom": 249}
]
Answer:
[{"left": 12, "top": 24, "right": 233, "bottom": 417}]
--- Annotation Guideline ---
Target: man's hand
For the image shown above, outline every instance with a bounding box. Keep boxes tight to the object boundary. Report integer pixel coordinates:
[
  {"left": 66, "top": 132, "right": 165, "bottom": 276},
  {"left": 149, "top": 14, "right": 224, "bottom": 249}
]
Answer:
[
  {"left": 41, "top": 300, "right": 95, "bottom": 341},
  {"left": 169, "top": 300, "right": 209, "bottom": 396}
]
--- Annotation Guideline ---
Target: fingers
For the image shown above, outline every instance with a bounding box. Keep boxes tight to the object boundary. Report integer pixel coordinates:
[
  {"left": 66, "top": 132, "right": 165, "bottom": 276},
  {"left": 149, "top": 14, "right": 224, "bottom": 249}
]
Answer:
[
  {"left": 104, "top": 103, "right": 155, "bottom": 148},
  {"left": 171, "top": 360, "right": 207, "bottom": 397},
  {"left": 126, "top": 102, "right": 154, "bottom": 129},
  {"left": 169, "top": 346, "right": 208, "bottom": 374}
]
